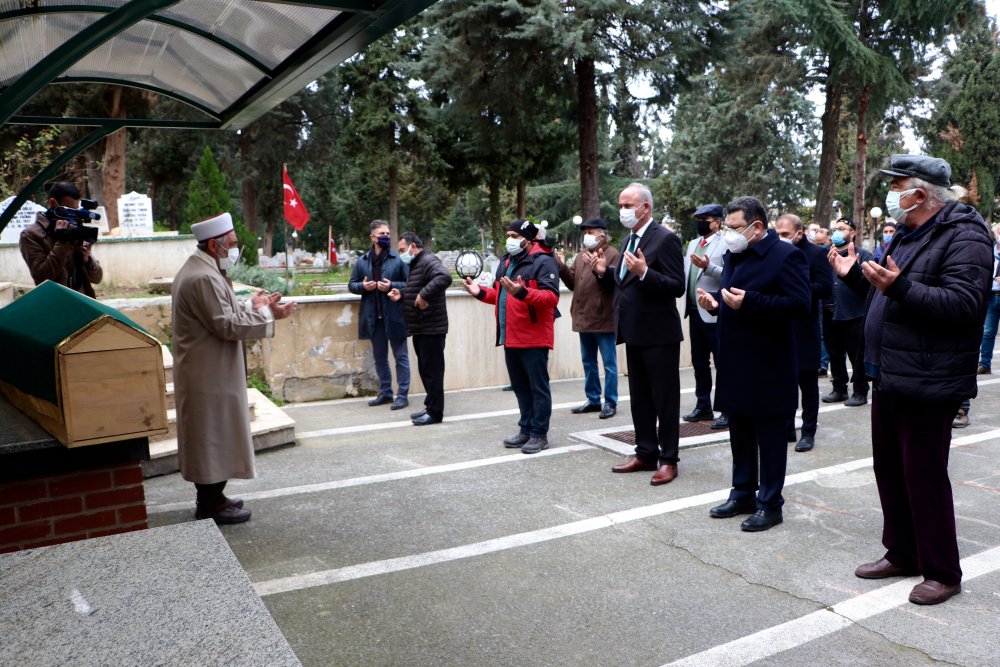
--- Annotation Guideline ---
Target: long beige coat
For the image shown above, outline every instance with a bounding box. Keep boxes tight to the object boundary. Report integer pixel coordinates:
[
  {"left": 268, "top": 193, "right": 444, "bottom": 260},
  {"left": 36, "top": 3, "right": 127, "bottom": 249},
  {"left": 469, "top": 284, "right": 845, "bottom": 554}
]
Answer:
[{"left": 171, "top": 250, "right": 274, "bottom": 484}]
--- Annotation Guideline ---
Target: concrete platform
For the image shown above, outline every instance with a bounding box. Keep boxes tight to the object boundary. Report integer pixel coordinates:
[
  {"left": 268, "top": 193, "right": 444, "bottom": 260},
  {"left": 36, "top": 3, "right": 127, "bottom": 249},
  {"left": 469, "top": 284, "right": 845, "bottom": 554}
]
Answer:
[
  {"left": 0, "top": 521, "right": 300, "bottom": 666},
  {"left": 143, "top": 370, "right": 1000, "bottom": 666}
]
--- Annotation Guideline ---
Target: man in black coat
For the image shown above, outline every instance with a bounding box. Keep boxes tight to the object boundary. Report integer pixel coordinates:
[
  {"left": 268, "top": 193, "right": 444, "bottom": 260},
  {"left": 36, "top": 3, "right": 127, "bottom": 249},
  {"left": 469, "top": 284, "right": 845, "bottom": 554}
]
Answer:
[
  {"left": 598, "top": 183, "right": 686, "bottom": 485},
  {"left": 831, "top": 154, "right": 992, "bottom": 605},
  {"left": 389, "top": 232, "right": 452, "bottom": 425},
  {"left": 696, "top": 197, "right": 810, "bottom": 531},
  {"left": 774, "top": 213, "right": 834, "bottom": 452}
]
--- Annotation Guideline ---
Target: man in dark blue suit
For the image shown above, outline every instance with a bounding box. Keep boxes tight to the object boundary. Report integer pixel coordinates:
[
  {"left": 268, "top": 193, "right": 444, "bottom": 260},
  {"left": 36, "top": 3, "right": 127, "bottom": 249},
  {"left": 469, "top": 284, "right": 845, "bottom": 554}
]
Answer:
[
  {"left": 696, "top": 197, "right": 810, "bottom": 531},
  {"left": 598, "top": 183, "right": 686, "bottom": 485},
  {"left": 774, "top": 213, "right": 834, "bottom": 452}
]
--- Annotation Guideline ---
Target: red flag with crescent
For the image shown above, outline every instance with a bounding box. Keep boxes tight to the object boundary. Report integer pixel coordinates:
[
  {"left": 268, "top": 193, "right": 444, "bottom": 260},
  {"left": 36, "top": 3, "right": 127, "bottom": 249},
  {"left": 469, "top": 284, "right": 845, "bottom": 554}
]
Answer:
[{"left": 283, "top": 166, "right": 310, "bottom": 231}]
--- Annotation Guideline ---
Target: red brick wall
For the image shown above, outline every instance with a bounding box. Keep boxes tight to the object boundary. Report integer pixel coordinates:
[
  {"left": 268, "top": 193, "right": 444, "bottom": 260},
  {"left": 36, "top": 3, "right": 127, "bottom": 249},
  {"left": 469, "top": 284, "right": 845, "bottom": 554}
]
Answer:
[{"left": 0, "top": 462, "right": 147, "bottom": 554}]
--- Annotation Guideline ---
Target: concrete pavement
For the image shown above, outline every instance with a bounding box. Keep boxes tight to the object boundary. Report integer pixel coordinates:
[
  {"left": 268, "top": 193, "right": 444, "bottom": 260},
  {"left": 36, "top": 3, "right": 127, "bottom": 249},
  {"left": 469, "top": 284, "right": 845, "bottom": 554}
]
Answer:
[{"left": 145, "top": 368, "right": 1000, "bottom": 666}]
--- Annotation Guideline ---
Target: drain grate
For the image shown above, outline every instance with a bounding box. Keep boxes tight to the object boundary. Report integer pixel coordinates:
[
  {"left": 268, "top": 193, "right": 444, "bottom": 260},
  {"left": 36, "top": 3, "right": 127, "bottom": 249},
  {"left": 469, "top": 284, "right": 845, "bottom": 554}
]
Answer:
[{"left": 603, "top": 420, "right": 726, "bottom": 445}]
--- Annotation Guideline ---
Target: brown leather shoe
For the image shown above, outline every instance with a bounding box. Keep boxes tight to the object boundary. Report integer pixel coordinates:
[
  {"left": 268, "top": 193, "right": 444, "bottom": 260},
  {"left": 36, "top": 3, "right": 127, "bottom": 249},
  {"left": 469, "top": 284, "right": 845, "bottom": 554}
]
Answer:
[
  {"left": 909, "top": 579, "right": 961, "bottom": 605},
  {"left": 611, "top": 456, "right": 658, "bottom": 473},
  {"left": 854, "top": 557, "right": 919, "bottom": 579},
  {"left": 650, "top": 464, "right": 678, "bottom": 486}
]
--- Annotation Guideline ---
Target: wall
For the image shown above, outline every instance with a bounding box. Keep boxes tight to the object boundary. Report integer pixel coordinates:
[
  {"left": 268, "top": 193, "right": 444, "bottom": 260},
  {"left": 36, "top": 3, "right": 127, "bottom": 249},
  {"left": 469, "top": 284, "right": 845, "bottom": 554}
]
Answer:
[
  {"left": 0, "top": 235, "right": 195, "bottom": 289},
  {"left": 107, "top": 290, "right": 694, "bottom": 402},
  {"left": 0, "top": 461, "right": 148, "bottom": 554}
]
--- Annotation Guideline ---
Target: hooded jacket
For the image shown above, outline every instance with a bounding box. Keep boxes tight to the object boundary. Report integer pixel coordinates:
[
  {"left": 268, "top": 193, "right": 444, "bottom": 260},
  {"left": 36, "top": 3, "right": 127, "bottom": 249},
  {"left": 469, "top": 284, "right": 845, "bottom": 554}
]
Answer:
[{"left": 475, "top": 243, "right": 560, "bottom": 348}]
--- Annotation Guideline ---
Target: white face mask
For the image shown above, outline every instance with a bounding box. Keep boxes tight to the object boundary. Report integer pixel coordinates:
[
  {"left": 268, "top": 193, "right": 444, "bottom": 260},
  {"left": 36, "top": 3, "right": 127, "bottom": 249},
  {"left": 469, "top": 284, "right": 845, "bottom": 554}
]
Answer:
[
  {"left": 582, "top": 233, "right": 600, "bottom": 250},
  {"left": 807, "top": 230, "right": 817, "bottom": 242},
  {"left": 778, "top": 236, "right": 794, "bottom": 244},
  {"left": 214, "top": 240, "right": 240, "bottom": 270},
  {"left": 505, "top": 236, "right": 525, "bottom": 256},
  {"left": 619, "top": 206, "right": 639, "bottom": 229},
  {"left": 723, "top": 224, "right": 754, "bottom": 254},
  {"left": 885, "top": 188, "right": 918, "bottom": 223},
  {"left": 399, "top": 246, "right": 414, "bottom": 265}
]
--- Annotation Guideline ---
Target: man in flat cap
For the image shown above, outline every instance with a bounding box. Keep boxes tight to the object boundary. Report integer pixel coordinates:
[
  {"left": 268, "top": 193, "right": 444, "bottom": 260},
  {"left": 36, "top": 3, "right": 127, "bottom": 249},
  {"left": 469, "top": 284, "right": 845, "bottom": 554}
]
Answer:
[
  {"left": 555, "top": 217, "right": 619, "bottom": 419},
  {"left": 682, "top": 203, "right": 729, "bottom": 430},
  {"left": 830, "top": 154, "right": 992, "bottom": 605},
  {"left": 463, "top": 219, "right": 560, "bottom": 454},
  {"left": 172, "top": 212, "right": 296, "bottom": 524},
  {"left": 823, "top": 216, "right": 872, "bottom": 407}
]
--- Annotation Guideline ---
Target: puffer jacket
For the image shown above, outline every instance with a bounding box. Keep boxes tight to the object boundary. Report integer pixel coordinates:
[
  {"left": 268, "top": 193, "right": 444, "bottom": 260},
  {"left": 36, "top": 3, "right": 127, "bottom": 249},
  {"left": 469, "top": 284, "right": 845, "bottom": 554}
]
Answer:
[
  {"left": 401, "top": 249, "right": 451, "bottom": 335},
  {"left": 844, "top": 201, "right": 992, "bottom": 401},
  {"left": 476, "top": 244, "right": 560, "bottom": 348}
]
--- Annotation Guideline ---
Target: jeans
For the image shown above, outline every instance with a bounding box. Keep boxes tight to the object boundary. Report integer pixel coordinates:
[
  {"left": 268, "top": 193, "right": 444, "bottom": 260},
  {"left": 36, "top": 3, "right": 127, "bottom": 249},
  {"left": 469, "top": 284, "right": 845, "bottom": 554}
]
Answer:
[
  {"left": 579, "top": 332, "right": 618, "bottom": 406},
  {"left": 504, "top": 347, "right": 552, "bottom": 438},
  {"left": 978, "top": 293, "right": 1000, "bottom": 370},
  {"left": 370, "top": 322, "right": 410, "bottom": 399}
]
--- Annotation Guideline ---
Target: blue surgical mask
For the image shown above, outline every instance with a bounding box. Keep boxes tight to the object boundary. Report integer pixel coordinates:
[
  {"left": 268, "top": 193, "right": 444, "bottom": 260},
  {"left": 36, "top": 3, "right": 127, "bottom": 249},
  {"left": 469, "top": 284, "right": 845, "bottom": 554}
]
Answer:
[
  {"left": 831, "top": 230, "right": 848, "bottom": 247},
  {"left": 885, "top": 189, "right": 918, "bottom": 223},
  {"left": 882, "top": 233, "right": 894, "bottom": 246},
  {"left": 399, "top": 246, "right": 414, "bottom": 264}
]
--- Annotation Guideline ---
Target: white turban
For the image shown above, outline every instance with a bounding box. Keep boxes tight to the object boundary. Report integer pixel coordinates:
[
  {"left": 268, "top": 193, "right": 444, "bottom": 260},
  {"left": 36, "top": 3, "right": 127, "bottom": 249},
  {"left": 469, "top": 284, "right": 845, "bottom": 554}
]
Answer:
[{"left": 191, "top": 212, "right": 233, "bottom": 241}]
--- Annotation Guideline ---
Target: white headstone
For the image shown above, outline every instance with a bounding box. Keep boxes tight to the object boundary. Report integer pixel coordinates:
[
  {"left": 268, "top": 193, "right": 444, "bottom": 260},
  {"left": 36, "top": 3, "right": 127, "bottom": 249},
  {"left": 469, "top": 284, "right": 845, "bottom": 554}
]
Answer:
[
  {"left": 0, "top": 197, "right": 46, "bottom": 243},
  {"left": 117, "top": 191, "right": 154, "bottom": 237}
]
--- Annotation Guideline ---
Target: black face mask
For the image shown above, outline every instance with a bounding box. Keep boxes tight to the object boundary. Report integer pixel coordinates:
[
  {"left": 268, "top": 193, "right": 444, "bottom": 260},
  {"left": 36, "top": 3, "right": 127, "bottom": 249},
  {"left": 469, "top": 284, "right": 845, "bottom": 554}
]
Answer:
[
  {"left": 696, "top": 219, "right": 713, "bottom": 237},
  {"left": 375, "top": 235, "right": 391, "bottom": 249}
]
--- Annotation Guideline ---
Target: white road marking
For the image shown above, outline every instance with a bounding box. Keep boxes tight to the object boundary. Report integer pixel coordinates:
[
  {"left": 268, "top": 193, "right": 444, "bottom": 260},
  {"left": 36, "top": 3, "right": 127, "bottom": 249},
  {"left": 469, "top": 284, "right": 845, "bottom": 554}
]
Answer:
[
  {"left": 253, "top": 429, "right": 1000, "bottom": 597},
  {"left": 664, "top": 545, "right": 1000, "bottom": 667},
  {"left": 147, "top": 444, "right": 593, "bottom": 514}
]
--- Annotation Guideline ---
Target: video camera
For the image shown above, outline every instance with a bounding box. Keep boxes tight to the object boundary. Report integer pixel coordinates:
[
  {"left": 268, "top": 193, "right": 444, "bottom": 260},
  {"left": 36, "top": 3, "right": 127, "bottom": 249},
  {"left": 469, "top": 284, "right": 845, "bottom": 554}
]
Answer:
[{"left": 46, "top": 198, "right": 101, "bottom": 244}]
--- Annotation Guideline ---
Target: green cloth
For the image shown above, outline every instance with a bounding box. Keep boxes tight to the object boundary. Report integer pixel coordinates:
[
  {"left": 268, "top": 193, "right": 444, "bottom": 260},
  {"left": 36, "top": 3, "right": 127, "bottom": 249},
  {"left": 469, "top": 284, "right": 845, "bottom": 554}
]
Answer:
[
  {"left": 620, "top": 233, "right": 638, "bottom": 280},
  {"left": 0, "top": 281, "right": 147, "bottom": 405}
]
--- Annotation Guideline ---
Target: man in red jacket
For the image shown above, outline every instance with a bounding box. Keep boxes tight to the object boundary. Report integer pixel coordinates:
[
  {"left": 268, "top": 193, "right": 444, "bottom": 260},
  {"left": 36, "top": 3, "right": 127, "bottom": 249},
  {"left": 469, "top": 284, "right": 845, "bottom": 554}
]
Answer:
[{"left": 463, "top": 220, "right": 560, "bottom": 454}]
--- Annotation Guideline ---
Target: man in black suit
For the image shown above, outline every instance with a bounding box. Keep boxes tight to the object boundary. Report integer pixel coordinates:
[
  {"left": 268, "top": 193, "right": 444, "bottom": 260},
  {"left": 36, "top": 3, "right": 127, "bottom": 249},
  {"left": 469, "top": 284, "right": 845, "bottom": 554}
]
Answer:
[
  {"left": 696, "top": 197, "right": 810, "bottom": 531},
  {"left": 774, "top": 213, "right": 833, "bottom": 452},
  {"left": 598, "top": 183, "right": 686, "bottom": 485}
]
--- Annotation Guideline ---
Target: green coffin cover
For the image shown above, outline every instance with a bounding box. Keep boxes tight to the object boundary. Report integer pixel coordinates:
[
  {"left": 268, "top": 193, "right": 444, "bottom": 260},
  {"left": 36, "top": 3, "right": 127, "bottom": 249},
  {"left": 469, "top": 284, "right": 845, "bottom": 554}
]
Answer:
[{"left": 0, "top": 281, "right": 147, "bottom": 405}]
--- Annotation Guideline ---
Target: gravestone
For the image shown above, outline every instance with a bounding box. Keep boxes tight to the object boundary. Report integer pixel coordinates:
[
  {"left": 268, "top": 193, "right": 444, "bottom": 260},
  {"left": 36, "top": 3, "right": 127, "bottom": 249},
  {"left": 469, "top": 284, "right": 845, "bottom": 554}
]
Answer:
[
  {"left": 117, "top": 191, "right": 154, "bottom": 237},
  {"left": 0, "top": 197, "right": 46, "bottom": 243}
]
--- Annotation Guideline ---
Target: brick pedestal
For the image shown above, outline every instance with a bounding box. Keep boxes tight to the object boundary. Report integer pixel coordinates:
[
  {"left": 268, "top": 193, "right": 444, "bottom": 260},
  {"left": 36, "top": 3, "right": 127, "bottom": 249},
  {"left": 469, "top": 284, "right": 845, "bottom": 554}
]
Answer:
[{"left": 0, "top": 461, "right": 147, "bottom": 554}]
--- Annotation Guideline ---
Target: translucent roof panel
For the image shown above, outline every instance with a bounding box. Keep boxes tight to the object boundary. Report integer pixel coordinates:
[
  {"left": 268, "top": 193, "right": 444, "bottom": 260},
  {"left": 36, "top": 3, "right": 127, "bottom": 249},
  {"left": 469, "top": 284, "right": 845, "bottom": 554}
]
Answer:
[{"left": 0, "top": 0, "right": 438, "bottom": 128}]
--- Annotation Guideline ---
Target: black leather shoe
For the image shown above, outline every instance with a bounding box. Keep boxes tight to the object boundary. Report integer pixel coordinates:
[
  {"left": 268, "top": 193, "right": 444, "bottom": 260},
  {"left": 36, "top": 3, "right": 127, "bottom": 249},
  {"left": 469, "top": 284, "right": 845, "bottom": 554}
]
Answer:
[
  {"left": 503, "top": 433, "right": 530, "bottom": 448},
  {"left": 412, "top": 413, "right": 442, "bottom": 426},
  {"left": 710, "top": 414, "right": 729, "bottom": 430},
  {"left": 599, "top": 403, "right": 617, "bottom": 419},
  {"left": 817, "top": 367, "right": 828, "bottom": 377},
  {"left": 844, "top": 393, "right": 868, "bottom": 407},
  {"left": 391, "top": 397, "right": 409, "bottom": 410},
  {"left": 795, "top": 435, "right": 815, "bottom": 452},
  {"left": 821, "top": 390, "right": 848, "bottom": 403},
  {"left": 368, "top": 394, "right": 393, "bottom": 407},
  {"left": 571, "top": 401, "right": 602, "bottom": 414},
  {"left": 223, "top": 496, "right": 244, "bottom": 509},
  {"left": 740, "top": 508, "right": 783, "bottom": 532},
  {"left": 410, "top": 409, "right": 427, "bottom": 420},
  {"left": 196, "top": 504, "right": 251, "bottom": 525},
  {"left": 709, "top": 498, "right": 756, "bottom": 518},
  {"left": 683, "top": 408, "right": 714, "bottom": 422}
]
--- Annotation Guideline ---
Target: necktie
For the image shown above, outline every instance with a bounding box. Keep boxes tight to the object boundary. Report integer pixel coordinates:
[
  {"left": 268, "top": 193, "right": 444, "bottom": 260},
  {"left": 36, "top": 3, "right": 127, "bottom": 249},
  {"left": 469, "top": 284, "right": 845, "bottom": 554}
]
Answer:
[{"left": 620, "top": 233, "right": 638, "bottom": 280}]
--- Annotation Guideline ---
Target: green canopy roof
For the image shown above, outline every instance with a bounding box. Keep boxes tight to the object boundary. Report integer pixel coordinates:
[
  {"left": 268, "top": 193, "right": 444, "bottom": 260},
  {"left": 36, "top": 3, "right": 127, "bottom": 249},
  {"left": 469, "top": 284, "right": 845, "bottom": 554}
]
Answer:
[{"left": 0, "top": 280, "right": 147, "bottom": 404}]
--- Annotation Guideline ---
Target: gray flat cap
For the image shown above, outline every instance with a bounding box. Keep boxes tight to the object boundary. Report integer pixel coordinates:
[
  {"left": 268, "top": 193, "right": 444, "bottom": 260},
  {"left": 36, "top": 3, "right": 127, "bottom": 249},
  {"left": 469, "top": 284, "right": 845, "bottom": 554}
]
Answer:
[{"left": 879, "top": 154, "right": 952, "bottom": 187}]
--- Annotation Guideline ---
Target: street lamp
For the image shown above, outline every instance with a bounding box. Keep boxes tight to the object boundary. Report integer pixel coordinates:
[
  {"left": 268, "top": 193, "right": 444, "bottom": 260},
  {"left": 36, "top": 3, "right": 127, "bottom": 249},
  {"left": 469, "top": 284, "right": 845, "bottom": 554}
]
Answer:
[
  {"left": 572, "top": 215, "right": 583, "bottom": 225},
  {"left": 869, "top": 206, "right": 882, "bottom": 245}
]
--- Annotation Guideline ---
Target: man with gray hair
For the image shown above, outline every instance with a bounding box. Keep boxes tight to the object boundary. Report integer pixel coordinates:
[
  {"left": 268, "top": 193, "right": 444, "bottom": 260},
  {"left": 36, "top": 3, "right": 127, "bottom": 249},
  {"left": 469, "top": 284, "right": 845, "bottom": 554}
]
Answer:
[
  {"left": 830, "top": 154, "right": 992, "bottom": 605},
  {"left": 598, "top": 183, "right": 685, "bottom": 485}
]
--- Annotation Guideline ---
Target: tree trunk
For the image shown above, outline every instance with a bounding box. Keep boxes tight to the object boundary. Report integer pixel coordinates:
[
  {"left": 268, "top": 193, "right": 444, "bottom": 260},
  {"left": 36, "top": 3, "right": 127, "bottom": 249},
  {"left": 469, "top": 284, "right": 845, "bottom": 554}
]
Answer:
[
  {"left": 388, "top": 124, "right": 398, "bottom": 241},
  {"left": 576, "top": 56, "right": 600, "bottom": 220},
  {"left": 488, "top": 172, "right": 501, "bottom": 252},
  {"left": 102, "top": 87, "right": 126, "bottom": 231},
  {"left": 852, "top": 83, "right": 870, "bottom": 241},
  {"left": 240, "top": 130, "right": 258, "bottom": 236},
  {"left": 814, "top": 79, "right": 843, "bottom": 227},
  {"left": 516, "top": 177, "right": 526, "bottom": 218}
]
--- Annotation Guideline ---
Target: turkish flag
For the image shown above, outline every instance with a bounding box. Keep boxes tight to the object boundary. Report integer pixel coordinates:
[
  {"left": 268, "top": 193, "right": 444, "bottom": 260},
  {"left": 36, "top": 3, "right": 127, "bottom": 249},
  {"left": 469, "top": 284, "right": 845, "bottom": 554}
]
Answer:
[{"left": 283, "top": 166, "right": 310, "bottom": 231}]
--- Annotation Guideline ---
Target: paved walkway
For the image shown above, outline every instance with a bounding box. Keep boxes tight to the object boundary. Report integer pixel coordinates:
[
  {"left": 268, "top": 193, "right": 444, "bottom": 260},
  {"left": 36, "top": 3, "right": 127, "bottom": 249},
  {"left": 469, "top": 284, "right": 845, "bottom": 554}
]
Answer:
[{"left": 146, "top": 368, "right": 1000, "bottom": 666}]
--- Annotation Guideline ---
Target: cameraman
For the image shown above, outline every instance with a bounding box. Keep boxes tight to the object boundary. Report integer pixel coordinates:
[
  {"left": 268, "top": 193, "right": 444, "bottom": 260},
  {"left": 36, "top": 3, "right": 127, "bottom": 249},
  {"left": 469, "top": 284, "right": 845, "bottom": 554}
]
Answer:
[{"left": 19, "top": 182, "right": 103, "bottom": 297}]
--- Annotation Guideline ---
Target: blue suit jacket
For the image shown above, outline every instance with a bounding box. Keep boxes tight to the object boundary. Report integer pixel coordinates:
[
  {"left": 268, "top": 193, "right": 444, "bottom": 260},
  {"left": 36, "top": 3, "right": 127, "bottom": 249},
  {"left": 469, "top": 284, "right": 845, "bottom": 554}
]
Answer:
[{"left": 711, "top": 230, "right": 811, "bottom": 416}]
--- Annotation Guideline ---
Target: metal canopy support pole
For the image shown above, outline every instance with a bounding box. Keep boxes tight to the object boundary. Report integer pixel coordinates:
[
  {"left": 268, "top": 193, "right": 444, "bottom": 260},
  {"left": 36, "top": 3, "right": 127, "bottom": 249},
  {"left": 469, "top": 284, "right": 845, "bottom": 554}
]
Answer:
[
  {"left": 0, "top": 0, "right": 179, "bottom": 127},
  {"left": 0, "top": 125, "right": 117, "bottom": 231}
]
